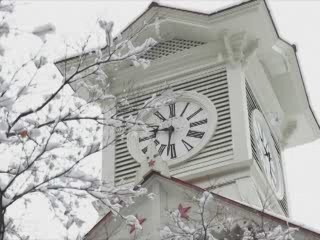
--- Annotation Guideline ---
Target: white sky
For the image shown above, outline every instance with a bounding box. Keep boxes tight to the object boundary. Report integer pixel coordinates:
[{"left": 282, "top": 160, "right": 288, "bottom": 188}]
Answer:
[{"left": 7, "top": 0, "right": 320, "bottom": 238}]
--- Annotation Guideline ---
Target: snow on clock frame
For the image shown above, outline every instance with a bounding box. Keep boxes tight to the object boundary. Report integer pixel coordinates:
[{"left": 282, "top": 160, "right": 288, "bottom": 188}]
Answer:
[
  {"left": 252, "top": 109, "right": 284, "bottom": 200},
  {"left": 127, "top": 91, "right": 218, "bottom": 167}
]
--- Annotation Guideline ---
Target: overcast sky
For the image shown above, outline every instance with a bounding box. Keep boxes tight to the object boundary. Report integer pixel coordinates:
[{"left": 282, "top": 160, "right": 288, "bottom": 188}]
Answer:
[{"left": 8, "top": 0, "right": 320, "bottom": 238}]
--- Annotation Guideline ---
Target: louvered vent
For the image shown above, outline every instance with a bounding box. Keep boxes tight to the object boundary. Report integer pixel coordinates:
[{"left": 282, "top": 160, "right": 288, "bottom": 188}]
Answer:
[
  {"left": 115, "top": 67, "right": 232, "bottom": 184},
  {"left": 246, "top": 81, "right": 289, "bottom": 217},
  {"left": 140, "top": 39, "right": 205, "bottom": 61}
]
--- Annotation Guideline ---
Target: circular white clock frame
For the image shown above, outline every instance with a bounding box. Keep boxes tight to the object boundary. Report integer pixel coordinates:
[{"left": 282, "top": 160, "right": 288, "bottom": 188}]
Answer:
[
  {"left": 127, "top": 91, "right": 218, "bottom": 167},
  {"left": 252, "top": 109, "right": 284, "bottom": 200}
]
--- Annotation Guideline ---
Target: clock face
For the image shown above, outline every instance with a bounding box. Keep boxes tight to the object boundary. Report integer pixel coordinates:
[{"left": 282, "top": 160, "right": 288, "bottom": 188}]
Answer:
[
  {"left": 127, "top": 91, "right": 217, "bottom": 167},
  {"left": 252, "top": 109, "right": 284, "bottom": 199}
]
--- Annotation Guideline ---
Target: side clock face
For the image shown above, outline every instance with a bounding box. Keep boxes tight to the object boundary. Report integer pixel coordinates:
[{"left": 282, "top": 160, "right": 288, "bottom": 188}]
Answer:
[
  {"left": 127, "top": 91, "right": 218, "bottom": 167},
  {"left": 252, "top": 109, "right": 284, "bottom": 199}
]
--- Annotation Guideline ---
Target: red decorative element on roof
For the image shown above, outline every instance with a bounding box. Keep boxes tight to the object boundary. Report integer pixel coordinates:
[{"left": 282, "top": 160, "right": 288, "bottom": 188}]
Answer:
[
  {"left": 148, "top": 159, "right": 156, "bottom": 167},
  {"left": 178, "top": 203, "right": 191, "bottom": 219},
  {"left": 129, "top": 215, "right": 146, "bottom": 234}
]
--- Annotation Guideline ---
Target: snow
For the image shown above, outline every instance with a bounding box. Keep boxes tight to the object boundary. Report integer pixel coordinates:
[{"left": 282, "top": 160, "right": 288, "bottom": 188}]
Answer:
[
  {"left": 98, "top": 19, "right": 114, "bottom": 33},
  {"left": 0, "top": 11, "right": 154, "bottom": 237},
  {"left": 0, "top": 44, "right": 4, "bottom": 56},
  {"left": 33, "top": 56, "right": 48, "bottom": 69},
  {"left": 198, "top": 191, "right": 213, "bottom": 210},
  {"left": 46, "top": 141, "right": 61, "bottom": 151},
  {"left": 32, "top": 23, "right": 56, "bottom": 43},
  {"left": 0, "top": 22, "right": 9, "bottom": 38},
  {"left": 2, "top": 195, "right": 12, "bottom": 208},
  {"left": 0, "top": 131, "right": 8, "bottom": 142},
  {"left": 67, "top": 168, "right": 98, "bottom": 182}
]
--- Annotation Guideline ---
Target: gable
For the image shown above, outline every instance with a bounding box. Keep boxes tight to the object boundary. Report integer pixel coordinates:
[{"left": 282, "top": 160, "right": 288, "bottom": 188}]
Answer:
[{"left": 85, "top": 172, "right": 320, "bottom": 240}]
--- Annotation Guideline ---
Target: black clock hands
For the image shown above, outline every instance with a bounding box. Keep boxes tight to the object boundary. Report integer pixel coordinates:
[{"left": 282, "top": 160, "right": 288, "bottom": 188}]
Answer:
[
  {"left": 261, "top": 142, "right": 277, "bottom": 185},
  {"left": 167, "top": 126, "right": 174, "bottom": 156},
  {"left": 149, "top": 126, "right": 173, "bottom": 134},
  {"left": 158, "top": 127, "right": 171, "bottom": 132},
  {"left": 148, "top": 124, "right": 175, "bottom": 156},
  {"left": 149, "top": 125, "right": 159, "bottom": 134},
  {"left": 252, "top": 110, "right": 283, "bottom": 198}
]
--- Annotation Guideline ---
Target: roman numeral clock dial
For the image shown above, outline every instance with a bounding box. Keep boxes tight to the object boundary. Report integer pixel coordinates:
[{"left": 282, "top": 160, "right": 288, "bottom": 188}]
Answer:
[
  {"left": 127, "top": 91, "right": 218, "bottom": 167},
  {"left": 252, "top": 109, "right": 284, "bottom": 200}
]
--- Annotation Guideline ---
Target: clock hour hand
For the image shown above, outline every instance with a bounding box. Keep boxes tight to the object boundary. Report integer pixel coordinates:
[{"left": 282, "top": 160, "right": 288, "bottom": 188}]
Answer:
[
  {"left": 149, "top": 126, "right": 159, "bottom": 134},
  {"left": 150, "top": 127, "right": 173, "bottom": 133},
  {"left": 158, "top": 127, "right": 170, "bottom": 132},
  {"left": 149, "top": 124, "right": 171, "bottom": 134}
]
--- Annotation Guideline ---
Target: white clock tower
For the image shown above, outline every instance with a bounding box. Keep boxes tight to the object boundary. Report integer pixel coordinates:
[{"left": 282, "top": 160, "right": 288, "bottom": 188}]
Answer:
[
  {"left": 56, "top": 2, "right": 320, "bottom": 236},
  {"left": 93, "top": 0, "right": 320, "bottom": 218}
]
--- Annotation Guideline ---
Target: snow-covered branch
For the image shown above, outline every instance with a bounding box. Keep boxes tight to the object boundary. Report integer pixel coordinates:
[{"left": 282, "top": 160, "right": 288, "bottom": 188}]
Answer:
[
  {"left": 160, "top": 191, "right": 298, "bottom": 240},
  {"left": 0, "top": 2, "right": 157, "bottom": 239}
]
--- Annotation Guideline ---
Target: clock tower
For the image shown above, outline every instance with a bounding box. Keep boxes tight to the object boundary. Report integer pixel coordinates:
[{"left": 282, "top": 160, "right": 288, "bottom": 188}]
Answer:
[
  {"left": 57, "top": 0, "right": 320, "bottom": 221},
  {"left": 98, "top": 0, "right": 320, "bottom": 218}
]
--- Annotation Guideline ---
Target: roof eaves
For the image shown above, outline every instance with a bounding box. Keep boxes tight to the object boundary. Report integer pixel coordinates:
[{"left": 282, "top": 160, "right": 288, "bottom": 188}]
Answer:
[
  {"left": 262, "top": 0, "right": 320, "bottom": 133},
  {"left": 55, "top": 0, "right": 259, "bottom": 66},
  {"left": 293, "top": 50, "right": 320, "bottom": 131}
]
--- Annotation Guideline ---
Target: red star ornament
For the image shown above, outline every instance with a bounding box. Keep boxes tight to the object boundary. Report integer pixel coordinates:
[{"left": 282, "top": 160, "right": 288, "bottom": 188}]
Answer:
[
  {"left": 129, "top": 215, "right": 146, "bottom": 234},
  {"left": 178, "top": 203, "right": 191, "bottom": 219},
  {"left": 148, "top": 159, "right": 156, "bottom": 167}
]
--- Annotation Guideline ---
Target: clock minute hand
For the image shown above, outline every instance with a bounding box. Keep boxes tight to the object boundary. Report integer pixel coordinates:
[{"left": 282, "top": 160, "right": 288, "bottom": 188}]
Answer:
[{"left": 167, "top": 126, "right": 174, "bottom": 156}]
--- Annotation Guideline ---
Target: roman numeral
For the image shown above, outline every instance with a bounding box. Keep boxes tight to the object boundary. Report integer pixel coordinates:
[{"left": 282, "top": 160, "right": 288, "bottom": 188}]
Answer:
[
  {"left": 186, "top": 108, "right": 203, "bottom": 120},
  {"left": 169, "top": 103, "right": 176, "bottom": 118},
  {"left": 141, "top": 146, "right": 148, "bottom": 154},
  {"left": 169, "top": 144, "right": 177, "bottom": 159},
  {"left": 139, "top": 133, "right": 156, "bottom": 142},
  {"left": 154, "top": 139, "right": 160, "bottom": 146},
  {"left": 154, "top": 111, "right": 166, "bottom": 121},
  {"left": 158, "top": 144, "right": 167, "bottom": 156},
  {"left": 190, "top": 119, "right": 208, "bottom": 128},
  {"left": 180, "top": 102, "right": 190, "bottom": 117},
  {"left": 186, "top": 130, "right": 205, "bottom": 139},
  {"left": 181, "top": 139, "right": 193, "bottom": 151}
]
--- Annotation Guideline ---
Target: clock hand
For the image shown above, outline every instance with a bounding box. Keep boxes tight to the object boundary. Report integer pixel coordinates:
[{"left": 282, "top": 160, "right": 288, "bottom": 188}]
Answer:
[
  {"left": 271, "top": 167, "right": 277, "bottom": 186},
  {"left": 264, "top": 150, "right": 276, "bottom": 184},
  {"left": 167, "top": 126, "right": 174, "bottom": 156},
  {"left": 151, "top": 127, "right": 176, "bottom": 132},
  {"left": 158, "top": 127, "right": 170, "bottom": 132},
  {"left": 268, "top": 154, "right": 274, "bottom": 179},
  {"left": 149, "top": 126, "right": 159, "bottom": 134}
]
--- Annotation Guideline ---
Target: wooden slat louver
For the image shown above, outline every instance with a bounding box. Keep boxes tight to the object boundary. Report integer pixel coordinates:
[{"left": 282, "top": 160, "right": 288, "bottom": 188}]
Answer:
[
  {"left": 114, "top": 67, "right": 233, "bottom": 185},
  {"left": 140, "top": 39, "right": 205, "bottom": 61}
]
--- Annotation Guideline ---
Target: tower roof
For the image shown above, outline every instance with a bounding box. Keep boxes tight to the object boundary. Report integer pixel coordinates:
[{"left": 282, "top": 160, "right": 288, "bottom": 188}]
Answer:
[
  {"left": 114, "top": 0, "right": 319, "bottom": 147},
  {"left": 55, "top": 0, "right": 320, "bottom": 148}
]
